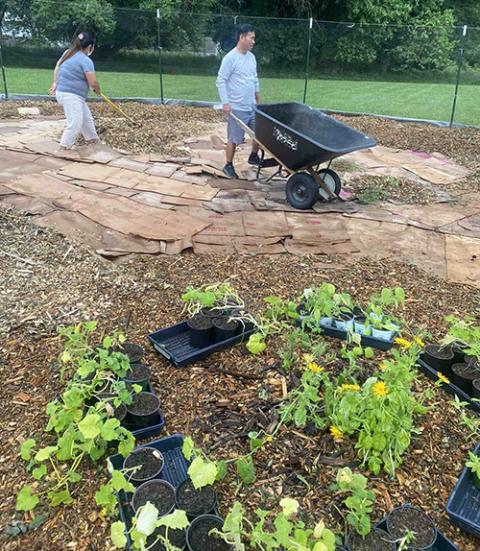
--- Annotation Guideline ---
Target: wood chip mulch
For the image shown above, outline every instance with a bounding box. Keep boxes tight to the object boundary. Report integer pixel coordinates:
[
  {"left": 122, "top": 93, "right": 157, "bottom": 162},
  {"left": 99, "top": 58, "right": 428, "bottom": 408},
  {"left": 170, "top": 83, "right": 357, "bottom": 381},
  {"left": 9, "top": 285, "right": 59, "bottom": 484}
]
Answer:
[{"left": 1, "top": 207, "right": 480, "bottom": 550}]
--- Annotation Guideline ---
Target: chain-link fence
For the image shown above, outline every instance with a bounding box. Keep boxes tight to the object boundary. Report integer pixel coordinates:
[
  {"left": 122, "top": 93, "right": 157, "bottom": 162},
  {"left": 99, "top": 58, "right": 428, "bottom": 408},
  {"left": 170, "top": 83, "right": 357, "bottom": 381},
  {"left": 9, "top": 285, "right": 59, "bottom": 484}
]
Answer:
[{"left": 1, "top": 3, "right": 479, "bottom": 126}]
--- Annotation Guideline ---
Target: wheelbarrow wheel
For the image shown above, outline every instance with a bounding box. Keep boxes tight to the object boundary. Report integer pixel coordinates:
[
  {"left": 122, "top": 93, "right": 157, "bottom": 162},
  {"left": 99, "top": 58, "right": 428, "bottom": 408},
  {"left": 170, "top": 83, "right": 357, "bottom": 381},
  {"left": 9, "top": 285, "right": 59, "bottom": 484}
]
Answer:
[
  {"left": 317, "top": 168, "right": 342, "bottom": 201},
  {"left": 286, "top": 172, "right": 319, "bottom": 210}
]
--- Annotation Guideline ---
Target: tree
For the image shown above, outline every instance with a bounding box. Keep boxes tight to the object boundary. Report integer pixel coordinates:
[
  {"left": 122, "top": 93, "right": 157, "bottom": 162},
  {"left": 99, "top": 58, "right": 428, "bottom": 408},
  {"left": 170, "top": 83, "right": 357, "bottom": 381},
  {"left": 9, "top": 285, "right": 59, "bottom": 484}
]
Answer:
[{"left": 332, "top": 0, "right": 456, "bottom": 72}]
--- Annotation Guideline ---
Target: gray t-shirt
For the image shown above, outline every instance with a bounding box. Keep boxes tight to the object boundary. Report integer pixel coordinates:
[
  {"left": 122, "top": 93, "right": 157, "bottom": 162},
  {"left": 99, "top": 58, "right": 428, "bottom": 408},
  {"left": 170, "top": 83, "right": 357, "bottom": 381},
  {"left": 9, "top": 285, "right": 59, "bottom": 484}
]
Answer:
[
  {"left": 216, "top": 48, "right": 260, "bottom": 112},
  {"left": 57, "top": 51, "right": 95, "bottom": 99}
]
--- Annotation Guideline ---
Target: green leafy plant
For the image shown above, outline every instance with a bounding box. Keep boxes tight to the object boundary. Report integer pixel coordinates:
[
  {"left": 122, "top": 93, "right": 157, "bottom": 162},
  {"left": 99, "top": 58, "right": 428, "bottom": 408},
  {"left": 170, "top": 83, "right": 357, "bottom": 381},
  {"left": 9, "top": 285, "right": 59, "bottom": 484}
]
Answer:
[
  {"left": 182, "top": 435, "right": 260, "bottom": 487},
  {"left": 364, "top": 287, "right": 405, "bottom": 331},
  {"left": 443, "top": 315, "right": 480, "bottom": 362},
  {"left": 336, "top": 467, "right": 375, "bottom": 537},
  {"left": 181, "top": 281, "right": 242, "bottom": 316},
  {"left": 325, "top": 343, "right": 426, "bottom": 476},
  {"left": 278, "top": 329, "right": 328, "bottom": 372},
  {"left": 357, "top": 187, "right": 390, "bottom": 204},
  {"left": 247, "top": 295, "right": 298, "bottom": 354},
  {"left": 95, "top": 469, "right": 135, "bottom": 517},
  {"left": 111, "top": 506, "right": 189, "bottom": 550},
  {"left": 214, "top": 498, "right": 336, "bottom": 550},
  {"left": 281, "top": 355, "right": 328, "bottom": 430},
  {"left": 16, "top": 323, "right": 136, "bottom": 512},
  {"left": 466, "top": 451, "right": 480, "bottom": 483}
]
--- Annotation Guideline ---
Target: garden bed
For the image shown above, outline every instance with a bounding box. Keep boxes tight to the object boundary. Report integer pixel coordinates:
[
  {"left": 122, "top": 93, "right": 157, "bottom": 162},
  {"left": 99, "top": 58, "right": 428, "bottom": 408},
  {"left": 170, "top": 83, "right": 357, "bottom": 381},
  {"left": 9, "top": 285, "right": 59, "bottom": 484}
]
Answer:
[{"left": 1, "top": 207, "right": 480, "bottom": 550}]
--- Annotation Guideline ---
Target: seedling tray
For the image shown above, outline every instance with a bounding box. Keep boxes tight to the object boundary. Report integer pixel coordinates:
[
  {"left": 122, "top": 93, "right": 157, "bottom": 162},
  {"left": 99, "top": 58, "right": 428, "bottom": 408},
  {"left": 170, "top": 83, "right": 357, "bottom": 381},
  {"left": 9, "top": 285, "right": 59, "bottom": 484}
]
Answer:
[
  {"left": 108, "top": 434, "right": 190, "bottom": 549},
  {"left": 296, "top": 319, "right": 395, "bottom": 351},
  {"left": 446, "top": 443, "right": 480, "bottom": 537},
  {"left": 417, "top": 356, "right": 480, "bottom": 415},
  {"left": 148, "top": 321, "right": 255, "bottom": 367}
]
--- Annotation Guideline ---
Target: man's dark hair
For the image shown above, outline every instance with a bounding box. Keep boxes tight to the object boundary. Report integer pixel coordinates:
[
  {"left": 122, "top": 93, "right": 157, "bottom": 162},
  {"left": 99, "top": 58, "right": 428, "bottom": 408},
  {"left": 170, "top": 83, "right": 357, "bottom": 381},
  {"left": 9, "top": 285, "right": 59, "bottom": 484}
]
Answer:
[{"left": 236, "top": 24, "right": 254, "bottom": 42}]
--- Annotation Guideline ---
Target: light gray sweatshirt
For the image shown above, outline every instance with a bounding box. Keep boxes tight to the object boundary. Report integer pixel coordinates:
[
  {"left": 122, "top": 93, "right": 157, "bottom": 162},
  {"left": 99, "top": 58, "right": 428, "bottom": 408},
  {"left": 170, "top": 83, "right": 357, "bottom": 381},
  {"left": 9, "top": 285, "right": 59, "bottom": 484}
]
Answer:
[{"left": 216, "top": 48, "right": 260, "bottom": 112}]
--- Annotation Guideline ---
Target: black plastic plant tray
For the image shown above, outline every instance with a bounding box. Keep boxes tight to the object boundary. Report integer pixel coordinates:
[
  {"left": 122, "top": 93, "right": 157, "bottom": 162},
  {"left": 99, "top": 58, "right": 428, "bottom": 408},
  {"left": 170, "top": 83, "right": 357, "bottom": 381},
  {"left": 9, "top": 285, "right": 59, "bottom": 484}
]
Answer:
[
  {"left": 108, "top": 434, "right": 190, "bottom": 549},
  {"left": 446, "top": 443, "right": 480, "bottom": 537},
  {"left": 341, "top": 518, "right": 458, "bottom": 550},
  {"left": 417, "top": 356, "right": 480, "bottom": 415},
  {"left": 148, "top": 321, "right": 255, "bottom": 367}
]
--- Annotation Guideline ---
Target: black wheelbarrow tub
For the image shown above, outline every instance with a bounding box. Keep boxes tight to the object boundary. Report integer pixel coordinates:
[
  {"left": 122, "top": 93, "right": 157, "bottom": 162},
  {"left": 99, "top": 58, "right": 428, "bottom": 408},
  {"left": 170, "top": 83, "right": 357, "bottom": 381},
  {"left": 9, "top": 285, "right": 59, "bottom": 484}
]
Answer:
[{"left": 254, "top": 102, "right": 376, "bottom": 172}]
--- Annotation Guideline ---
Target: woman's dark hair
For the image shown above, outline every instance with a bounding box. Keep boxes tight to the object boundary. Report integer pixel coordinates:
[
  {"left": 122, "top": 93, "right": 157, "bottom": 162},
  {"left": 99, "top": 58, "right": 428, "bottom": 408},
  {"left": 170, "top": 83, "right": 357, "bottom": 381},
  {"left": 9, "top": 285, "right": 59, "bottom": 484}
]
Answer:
[
  {"left": 59, "top": 31, "right": 96, "bottom": 65},
  {"left": 236, "top": 24, "right": 254, "bottom": 42}
]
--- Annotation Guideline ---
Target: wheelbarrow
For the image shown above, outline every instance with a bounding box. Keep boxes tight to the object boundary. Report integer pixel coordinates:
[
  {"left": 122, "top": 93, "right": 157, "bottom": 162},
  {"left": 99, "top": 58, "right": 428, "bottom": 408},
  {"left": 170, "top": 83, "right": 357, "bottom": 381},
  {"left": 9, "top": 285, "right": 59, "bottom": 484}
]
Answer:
[{"left": 231, "top": 102, "right": 376, "bottom": 210}]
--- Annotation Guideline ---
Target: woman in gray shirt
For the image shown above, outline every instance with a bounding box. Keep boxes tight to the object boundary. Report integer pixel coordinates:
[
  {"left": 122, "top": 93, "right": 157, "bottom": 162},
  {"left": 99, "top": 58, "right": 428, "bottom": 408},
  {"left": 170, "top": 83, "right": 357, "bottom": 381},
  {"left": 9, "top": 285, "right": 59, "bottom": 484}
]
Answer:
[{"left": 50, "top": 32, "right": 102, "bottom": 150}]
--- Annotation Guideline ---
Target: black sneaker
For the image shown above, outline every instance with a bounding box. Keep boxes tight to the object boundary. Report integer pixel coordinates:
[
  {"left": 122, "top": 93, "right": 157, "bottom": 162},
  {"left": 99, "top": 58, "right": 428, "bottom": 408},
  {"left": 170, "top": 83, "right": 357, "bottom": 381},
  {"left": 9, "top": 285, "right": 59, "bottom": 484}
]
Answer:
[
  {"left": 248, "top": 152, "right": 261, "bottom": 165},
  {"left": 223, "top": 163, "right": 238, "bottom": 179}
]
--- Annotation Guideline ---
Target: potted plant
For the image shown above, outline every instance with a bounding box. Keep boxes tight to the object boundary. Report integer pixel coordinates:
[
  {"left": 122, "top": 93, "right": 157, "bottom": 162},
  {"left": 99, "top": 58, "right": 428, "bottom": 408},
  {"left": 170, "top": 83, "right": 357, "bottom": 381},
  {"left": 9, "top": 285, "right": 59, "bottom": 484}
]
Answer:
[
  {"left": 330, "top": 291, "right": 355, "bottom": 331},
  {"left": 132, "top": 479, "right": 176, "bottom": 516},
  {"left": 122, "top": 363, "right": 151, "bottom": 391},
  {"left": 176, "top": 478, "right": 217, "bottom": 518},
  {"left": 422, "top": 344, "right": 454, "bottom": 376},
  {"left": 298, "top": 283, "right": 337, "bottom": 325},
  {"left": 123, "top": 447, "right": 165, "bottom": 486},
  {"left": 363, "top": 287, "right": 405, "bottom": 341},
  {"left": 111, "top": 505, "right": 190, "bottom": 550},
  {"left": 213, "top": 498, "right": 336, "bottom": 550},
  {"left": 182, "top": 282, "right": 256, "bottom": 347},
  {"left": 125, "top": 391, "right": 161, "bottom": 430},
  {"left": 442, "top": 315, "right": 480, "bottom": 370},
  {"left": 186, "top": 514, "right": 230, "bottom": 551},
  {"left": 386, "top": 505, "right": 437, "bottom": 550},
  {"left": 451, "top": 362, "right": 479, "bottom": 395},
  {"left": 466, "top": 451, "right": 480, "bottom": 490}
]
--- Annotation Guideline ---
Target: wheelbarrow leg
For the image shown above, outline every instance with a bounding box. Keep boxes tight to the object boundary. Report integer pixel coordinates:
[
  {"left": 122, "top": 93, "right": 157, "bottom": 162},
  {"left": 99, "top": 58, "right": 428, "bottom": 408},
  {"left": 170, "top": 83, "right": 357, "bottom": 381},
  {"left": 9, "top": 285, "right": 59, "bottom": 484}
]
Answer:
[
  {"left": 307, "top": 168, "right": 344, "bottom": 202},
  {"left": 256, "top": 149, "right": 265, "bottom": 180}
]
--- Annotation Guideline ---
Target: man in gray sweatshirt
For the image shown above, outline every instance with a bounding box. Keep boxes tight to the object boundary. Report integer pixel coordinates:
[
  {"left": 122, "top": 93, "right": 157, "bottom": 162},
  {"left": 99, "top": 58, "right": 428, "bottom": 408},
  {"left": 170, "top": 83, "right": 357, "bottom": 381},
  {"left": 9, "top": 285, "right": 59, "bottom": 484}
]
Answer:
[{"left": 216, "top": 24, "right": 261, "bottom": 179}]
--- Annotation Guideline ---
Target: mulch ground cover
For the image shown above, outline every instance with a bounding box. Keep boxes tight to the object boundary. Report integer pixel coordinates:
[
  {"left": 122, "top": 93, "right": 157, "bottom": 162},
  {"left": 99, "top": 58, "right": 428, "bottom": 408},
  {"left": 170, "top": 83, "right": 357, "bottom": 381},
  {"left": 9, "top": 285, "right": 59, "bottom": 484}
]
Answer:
[
  {"left": 1, "top": 102, "right": 480, "bottom": 550},
  {"left": 1, "top": 206, "right": 479, "bottom": 550}
]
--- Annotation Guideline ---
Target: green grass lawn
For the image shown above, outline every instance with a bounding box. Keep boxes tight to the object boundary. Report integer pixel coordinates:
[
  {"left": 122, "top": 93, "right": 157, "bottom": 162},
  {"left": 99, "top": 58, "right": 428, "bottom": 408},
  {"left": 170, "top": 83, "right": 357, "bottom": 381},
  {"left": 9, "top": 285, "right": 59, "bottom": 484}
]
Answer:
[{"left": 5, "top": 67, "right": 479, "bottom": 125}]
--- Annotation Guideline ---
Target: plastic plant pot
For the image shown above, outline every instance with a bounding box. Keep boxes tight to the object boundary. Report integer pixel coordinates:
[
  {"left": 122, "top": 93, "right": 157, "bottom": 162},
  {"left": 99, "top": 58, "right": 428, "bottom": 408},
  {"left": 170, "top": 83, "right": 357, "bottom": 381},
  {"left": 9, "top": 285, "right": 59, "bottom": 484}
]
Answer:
[
  {"left": 187, "top": 314, "right": 213, "bottom": 348},
  {"left": 123, "top": 446, "right": 164, "bottom": 486},
  {"left": 176, "top": 479, "right": 217, "bottom": 517},
  {"left": 125, "top": 392, "right": 161, "bottom": 430},
  {"left": 319, "top": 316, "right": 333, "bottom": 327},
  {"left": 386, "top": 505, "right": 437, "bottom": 550},
  {"left": 146, "top": 527, "right": 187, "bottom": 551},
  {"left": 466, "top": 356, "right": 480, "bottom": 370},
  {"left": 472, "top": 379, "right": 480, "bottom": 400},
  {"left": 353, "top": 315, "right": 371, "bottom": 336},
  {"left": 371, "top": 327, "right": 396, "bottom": 341},
  {"left": 132, "top": 479, "right": 176, "bottom": 515},
  {"left": 347, "top": 529, "right": 396, "bottom": 551},
  {"left": 115, "top": 342, "right": 145, "bottom": 363},
  {"left": 213, "top": 317, "right": 239, "bottom": 343},
  {"left": 423, "top": 344, "right": 454, "bottom": 376},
  {"left": 122, "top": 363, "right": 151, "bottom": 391},
  {"left": 186, "top": 514, "right": 231, "bottom": 551},
  {"left": 452, "top": 344, "right": 467, "bottom": 365},
  {"left": 332, "top": 312, "right": 354, "bottom": 331},
  {"left": 451, "top": 363, "right": 478, "bottom": 395}
]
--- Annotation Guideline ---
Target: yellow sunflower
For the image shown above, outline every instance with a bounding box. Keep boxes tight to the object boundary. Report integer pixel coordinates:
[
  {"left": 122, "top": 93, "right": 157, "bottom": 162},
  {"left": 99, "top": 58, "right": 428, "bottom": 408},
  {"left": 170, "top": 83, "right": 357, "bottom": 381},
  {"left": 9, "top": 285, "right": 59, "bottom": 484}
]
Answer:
[
  {"left": 437, "top": 372, "right": 450, "bottom": 385},
  {"left": 329, "top": 426, "right": 344, "bottom": 441},
  {"left": 373, "top": 381, "right": 388, "bottom": 397}
]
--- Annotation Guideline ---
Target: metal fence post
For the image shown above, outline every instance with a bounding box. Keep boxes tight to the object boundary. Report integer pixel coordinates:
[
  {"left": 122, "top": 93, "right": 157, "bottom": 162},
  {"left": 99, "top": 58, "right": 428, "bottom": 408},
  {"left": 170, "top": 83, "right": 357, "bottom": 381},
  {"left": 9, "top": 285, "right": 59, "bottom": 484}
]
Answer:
[
  {"left": 449, "top": 25, "right": 468, "bottom": 128},
  {"left": 156, "top": 8, "right": 164, "bottom": 104},
  {"left": 0, "top": 25, "right": 8, "bottom": 99},
  {"left": 302, "top": 17, "right": 313, "bottom": 104}
]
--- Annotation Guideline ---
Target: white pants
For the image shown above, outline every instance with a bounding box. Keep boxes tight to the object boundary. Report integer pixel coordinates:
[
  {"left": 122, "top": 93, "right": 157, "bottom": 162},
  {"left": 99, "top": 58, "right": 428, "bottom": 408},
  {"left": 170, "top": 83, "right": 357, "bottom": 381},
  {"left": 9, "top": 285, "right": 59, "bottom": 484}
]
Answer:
[{"left": 56, "top": 91, "right": 98, "bottom": 149}]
